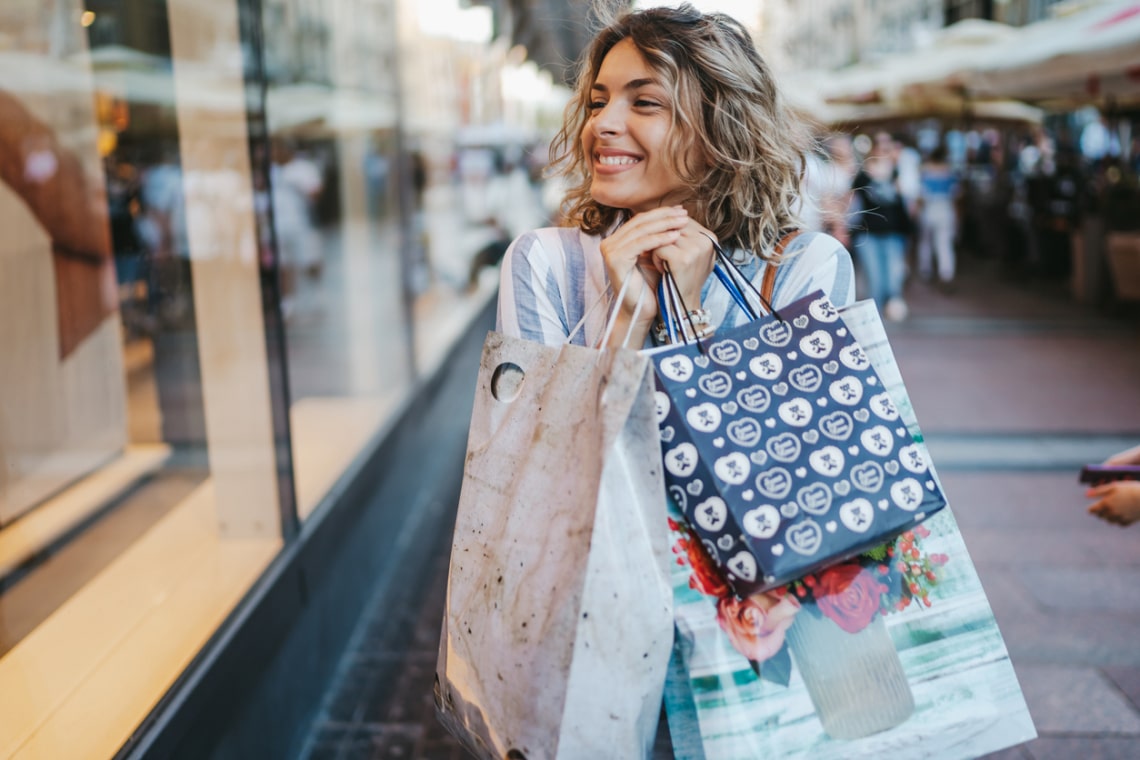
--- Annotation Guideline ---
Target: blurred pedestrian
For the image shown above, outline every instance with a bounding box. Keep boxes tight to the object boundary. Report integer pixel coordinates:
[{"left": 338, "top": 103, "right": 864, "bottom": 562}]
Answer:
[
  {"left": 801, "top": 133, "right": 856, "bottom": 249},
  {"left": 850, "top": 131, "right": 912, "bottom": 320},
  {"left": 916, "top": 144, "right": 959, "bottom": 291},
  {"left": 1085, "top": 444, "right": 1140, "bottom": 527}
]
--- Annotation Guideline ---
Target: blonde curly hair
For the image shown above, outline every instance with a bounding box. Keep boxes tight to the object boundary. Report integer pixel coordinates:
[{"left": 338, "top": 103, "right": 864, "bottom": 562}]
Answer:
[{"left": 550, "top": 3, "right": 810, "bottom": 261}]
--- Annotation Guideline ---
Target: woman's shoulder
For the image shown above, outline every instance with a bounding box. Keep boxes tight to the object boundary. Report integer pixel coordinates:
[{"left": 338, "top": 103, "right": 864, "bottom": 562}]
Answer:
[
  {"left": 503, "top": 226, "right": 602, "bottom": 284},
  {"left": 780, "top": 230, "right": 850, "bottom": 263},
  {"left": 508, "top": 226, "right": 600, "bottom": 257}
]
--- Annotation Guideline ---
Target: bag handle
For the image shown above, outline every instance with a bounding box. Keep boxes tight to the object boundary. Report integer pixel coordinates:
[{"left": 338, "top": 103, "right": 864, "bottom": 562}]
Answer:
[{"left": 658, "top": 230, "right": 800, "bottom": 344}]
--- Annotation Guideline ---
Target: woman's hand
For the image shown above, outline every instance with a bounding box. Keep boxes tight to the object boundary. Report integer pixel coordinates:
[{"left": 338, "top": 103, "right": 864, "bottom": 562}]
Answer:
[
  {"left": 650, "top": 217, "right": 718, "bottom": 313},
  {"left": 598, "top": 206, "right": 717, "bottom": 347},
  {"left": 1087, "top": 481, "right": 1140, "bottom": 527},
  {"left": 1106, "top": 444, "right": 1140, "bottom": 466}
]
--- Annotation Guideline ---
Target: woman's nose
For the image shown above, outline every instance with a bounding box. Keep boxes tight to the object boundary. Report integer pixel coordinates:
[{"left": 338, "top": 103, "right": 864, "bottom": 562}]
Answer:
[{"left": 592, "top": 103, "right": 625, "bottom": 137}]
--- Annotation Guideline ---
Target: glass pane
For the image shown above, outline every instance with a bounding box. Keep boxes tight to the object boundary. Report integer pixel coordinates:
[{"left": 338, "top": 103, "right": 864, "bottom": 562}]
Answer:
[
  {"left": 0, "top": 0, "right": 282, "bottom": 755},
  {"left": 259, "top": 0, "right": 412, "bottom": 520}
]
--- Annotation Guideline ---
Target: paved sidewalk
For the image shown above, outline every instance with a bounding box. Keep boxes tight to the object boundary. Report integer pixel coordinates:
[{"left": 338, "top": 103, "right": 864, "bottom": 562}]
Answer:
[{"left": 299, "top": 258, "right": 1140, "bottom": 760}]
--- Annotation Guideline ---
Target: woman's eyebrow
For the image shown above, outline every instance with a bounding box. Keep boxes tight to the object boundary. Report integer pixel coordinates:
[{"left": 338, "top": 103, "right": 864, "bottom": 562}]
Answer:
[{"left": 590, "top": 78, "right": 658, "bottom": 93}]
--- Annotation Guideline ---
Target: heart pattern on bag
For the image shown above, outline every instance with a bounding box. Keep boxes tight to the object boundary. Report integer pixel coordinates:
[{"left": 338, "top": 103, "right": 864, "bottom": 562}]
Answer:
[{"left": 652, "top": 289, "right": 947, "bottom": 593}]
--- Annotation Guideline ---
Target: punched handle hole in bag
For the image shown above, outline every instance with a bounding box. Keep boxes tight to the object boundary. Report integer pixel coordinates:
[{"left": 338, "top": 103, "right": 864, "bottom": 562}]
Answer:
[
  {"left": 491, "top": 362, "right": 525, "bottom": 402},
  {"left": 506, "top": 750, "right": 527, "bottom": 760}
]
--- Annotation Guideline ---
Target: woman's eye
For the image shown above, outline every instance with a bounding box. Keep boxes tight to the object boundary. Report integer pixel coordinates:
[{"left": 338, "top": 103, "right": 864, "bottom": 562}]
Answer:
[
  {"left": 588, "top": 100, "right": 606, "bottom": 111},
  {"left": 634, "top": 99, "right": 662, "bottom": 109}
]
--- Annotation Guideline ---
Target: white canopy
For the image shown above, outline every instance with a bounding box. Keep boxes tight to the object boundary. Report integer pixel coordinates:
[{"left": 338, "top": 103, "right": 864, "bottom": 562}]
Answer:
[
  {"left": 789, "top": 1, "right": 1140, "bottom": 123},
  {"left": 966, "top": 0, "right": 1140, "bottom": 107}
]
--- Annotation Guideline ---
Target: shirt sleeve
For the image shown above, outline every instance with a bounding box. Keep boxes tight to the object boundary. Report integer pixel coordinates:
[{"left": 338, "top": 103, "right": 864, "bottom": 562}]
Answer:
[
  {"left": 771, "top": 231, "right": 857, "bottom": 309},
  {"left": 499, "top": 225, "right": 597, "bottom": 344}
]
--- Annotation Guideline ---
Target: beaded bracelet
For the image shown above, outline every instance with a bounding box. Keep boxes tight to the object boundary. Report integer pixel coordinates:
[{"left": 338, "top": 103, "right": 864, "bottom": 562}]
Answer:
[{"left": 653, "top": 311, "right": 715, "bottom": 344}]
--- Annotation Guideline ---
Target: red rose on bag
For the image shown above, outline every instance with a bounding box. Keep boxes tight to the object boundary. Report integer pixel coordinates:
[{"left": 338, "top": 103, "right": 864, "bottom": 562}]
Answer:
[
  {"left": 814, "top": 564, "right": 889, "bottom": 634},
  {"left": 717, "top": 591, "right": 801, "bottom": 663}
]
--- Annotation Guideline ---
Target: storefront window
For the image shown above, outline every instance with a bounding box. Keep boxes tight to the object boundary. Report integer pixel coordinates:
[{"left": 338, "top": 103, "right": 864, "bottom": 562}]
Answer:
[{"left": 0, "top": 0, "right": 559, "bottom": 755}]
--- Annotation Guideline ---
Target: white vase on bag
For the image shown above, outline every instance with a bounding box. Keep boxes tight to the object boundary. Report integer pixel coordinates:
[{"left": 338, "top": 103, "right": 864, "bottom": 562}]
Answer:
[{"left": 786, "top": 611, "right": 914, "bottom": 740}]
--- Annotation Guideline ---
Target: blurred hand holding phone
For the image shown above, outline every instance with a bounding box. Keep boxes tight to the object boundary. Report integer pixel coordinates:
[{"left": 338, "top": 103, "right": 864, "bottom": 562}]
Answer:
[{"left": 1079, "top": 464, "right": 1140, "bottom": 484}]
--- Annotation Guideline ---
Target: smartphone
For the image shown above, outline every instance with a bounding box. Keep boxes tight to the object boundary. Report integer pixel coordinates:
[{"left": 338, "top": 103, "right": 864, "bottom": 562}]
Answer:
[{"left": 1079, "top": 464, "right": 1140, "bottom": 484}]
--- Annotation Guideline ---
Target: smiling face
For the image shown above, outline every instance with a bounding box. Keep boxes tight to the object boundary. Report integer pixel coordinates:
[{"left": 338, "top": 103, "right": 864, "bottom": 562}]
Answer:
[{"left": 581, "top": 38, "right": 697, "bottom": 213}]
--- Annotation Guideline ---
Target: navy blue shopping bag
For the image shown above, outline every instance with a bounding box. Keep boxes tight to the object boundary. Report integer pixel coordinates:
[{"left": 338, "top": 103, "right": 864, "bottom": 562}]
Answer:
[{"left": 651, "top": 288, "right": 947, "bottom": 596}]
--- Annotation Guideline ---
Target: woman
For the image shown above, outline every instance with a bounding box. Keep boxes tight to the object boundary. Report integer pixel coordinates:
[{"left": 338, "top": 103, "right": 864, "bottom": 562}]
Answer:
[
  {"left": 495, "top": 4, "right": 855, "bottom": 752},
  {"left": 849, "top": 131, "right": 911, "bottom": 321},
  {"left": 497, "top": 4, "right": 854, "bottom": 350}
]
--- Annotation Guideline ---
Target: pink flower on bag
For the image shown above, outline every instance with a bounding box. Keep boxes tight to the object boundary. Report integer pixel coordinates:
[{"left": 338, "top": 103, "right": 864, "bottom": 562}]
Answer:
[
  {"left": 716, "top": 591, "right": 801, "bottom": 663},
  {"left": 814, "top": 564, "right": 889, "bottom": 634}
]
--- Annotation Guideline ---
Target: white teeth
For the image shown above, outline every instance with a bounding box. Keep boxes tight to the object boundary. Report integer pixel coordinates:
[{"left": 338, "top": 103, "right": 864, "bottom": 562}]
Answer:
[{"left": 598, "top": 155, "right": 639, "bottom": 166}]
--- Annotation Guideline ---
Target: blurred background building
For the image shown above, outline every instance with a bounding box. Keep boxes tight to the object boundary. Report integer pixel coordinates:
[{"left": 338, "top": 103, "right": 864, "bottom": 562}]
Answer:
[{"left": 0, "top": 0, "right": 1137, "bottom": 758}]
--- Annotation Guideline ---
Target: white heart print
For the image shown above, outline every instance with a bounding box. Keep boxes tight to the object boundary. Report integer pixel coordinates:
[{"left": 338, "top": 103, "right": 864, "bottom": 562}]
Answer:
[
  {"left": 758, "top": 321, "right": 793, "bottom": 348},
  {"left": 727, "top": 552, "right": 757, "bottom": 582},
  {"left": 742, "top": 505, "right": 781, "bottom": 539},
  {"left": 797, "top": 483, "right": 832, "bottom": 515},
  {"left": 899, "top": 444, "right": 929, "bottom": 474},
  {"left": 788, "top": 364, "right": 824, "bottom": 393},
  {"left": 870, "top": 392, "right": 900, "bottom": 421},
  {"left": 766, "top": 432, "right": 801, "bottom": 463},
  {"left": 727, "top": 418, "right": 764, "bottom": 448},
  {"left": 809, "top": 297, "right": 839, "bottom": 323},
  {"left": 665, "top": 443, "right": 699, "bottom": 478},
  {"left": 808, "top": 445, "right": 845, "bottom": 478},
  {"left": 839, "top": 344, "right": 870, "bottom": 371},
  {"left": 799, "top": 330, "right": 834, "bottom": 359},
  {"left": 686, "top": 402, "right": 722, "bottom": 433},
  {"left": 890, "top": 477, "right": 924, "bottom": 510},
  {"left": 786, "top": 520, "right": 823, "bottom": 556},
  {"left": 694, "top": 496, "right": 729, "bottom": 532},
  {"left": 755, "top": 466, "right": 793, "bottom": 500},
  {"left": 714, "top": 452, "right": 751, "bottom": 485},
  {"left": 829, "top": 376, "right": 864, "bottom": 406},
  {"left": 660, "top": 354, "right": 694, "bottom": 383},
  {"left": 737, "top": 385, "right": 771, "bottom": 413},
  {"left": 668, "top": 485, "right": 687, "bottom": 511},
  {"left": 859, "top": 425, "right": 895, "bottom": 457},
  {"left": 709, "top": 340, "right": 743, "bottom": 366},
  {"left": 749, "top": 352, "right": 783, "bottom": 380},
  {"left": 839, "top": 498, "right": 875, "bottom": 533},
  {"left": 698, "top": 371, "right": 733, "bottom": 399},
  {"left": 778, "top": 398, "right": 814, "bottom": 428},
  {"left": 654, "top": 391, "right": 671, "bottom": 423}
]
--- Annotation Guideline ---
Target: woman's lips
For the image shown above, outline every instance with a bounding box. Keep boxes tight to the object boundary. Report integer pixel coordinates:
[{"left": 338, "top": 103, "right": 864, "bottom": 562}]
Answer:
[{"left": 594, "top": 152, "right": 642, "bottom": 173}]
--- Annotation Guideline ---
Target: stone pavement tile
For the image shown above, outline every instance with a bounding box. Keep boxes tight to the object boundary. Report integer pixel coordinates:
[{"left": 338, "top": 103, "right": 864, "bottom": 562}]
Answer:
[
  {"left": 1104, "top": 666, "right": 1140, "bottom": 711},
  {"left": 937, "top": 471, "right": 1104, "bottom": 531},
  {"left": 1021, "top": 568, "right": 1140, "bottom": 614},
  {"left": 976, "top": 573, "right": 1140, "bottom": 667},
  {"left": 1017, "top": 736, "right": 1140, "bottom": 760},
  {"left": 957, "top": 528, "right": 1139, "bottom": 573},
  {"left": 1016, "top": 664, "right": 1140, "bottom": 734},
  {"left": 890, "top": 333, "right": 1140, "bottom": 434}
]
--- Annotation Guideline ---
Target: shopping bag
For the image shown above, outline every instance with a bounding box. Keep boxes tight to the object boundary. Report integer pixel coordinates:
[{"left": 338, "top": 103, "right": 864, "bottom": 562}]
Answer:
[
  {"left": 653, "top": 287, "right": 947, "bottom": 596},
  {"left": 661, "top": 299, "right": 1035, "bottom": 758},
  {"left": 435, "top": 331, "right": 674, "bottom": 760}
]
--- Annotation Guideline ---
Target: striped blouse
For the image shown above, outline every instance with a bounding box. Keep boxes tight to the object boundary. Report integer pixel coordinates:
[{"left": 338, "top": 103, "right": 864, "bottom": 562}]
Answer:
[{"left": 497, "top": 227, "right": 856, "bottom": 347}]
